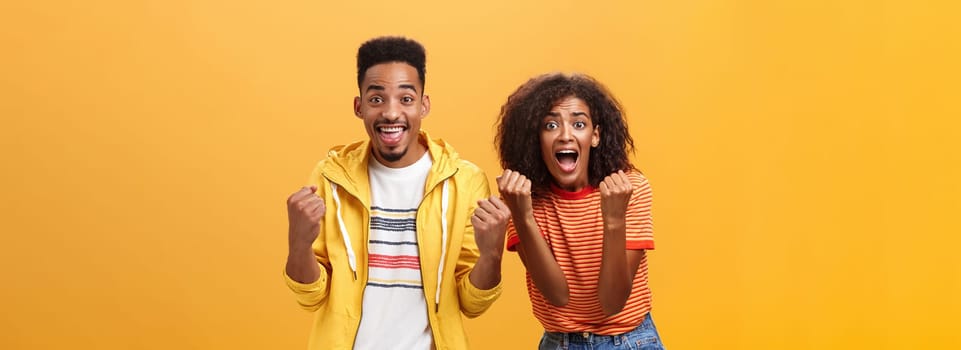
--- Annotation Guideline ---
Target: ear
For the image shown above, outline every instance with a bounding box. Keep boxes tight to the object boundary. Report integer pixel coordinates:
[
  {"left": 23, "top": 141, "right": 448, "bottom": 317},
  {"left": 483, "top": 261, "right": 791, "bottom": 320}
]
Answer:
[
  {"left": 592, "top": 125, "right": 600, "bottom": 147},
  {"left": 421, "top": 94, "right": 431, "bottom": 118},
  {"left": 353, "top": 96, "right": 362, "bottom": 119}
]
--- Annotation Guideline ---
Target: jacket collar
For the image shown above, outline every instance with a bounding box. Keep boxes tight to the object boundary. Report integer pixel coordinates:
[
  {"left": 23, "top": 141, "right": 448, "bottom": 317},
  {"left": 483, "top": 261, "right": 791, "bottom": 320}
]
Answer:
[{"left": 320, "top": 130, "right": 460, "bottom": 203}]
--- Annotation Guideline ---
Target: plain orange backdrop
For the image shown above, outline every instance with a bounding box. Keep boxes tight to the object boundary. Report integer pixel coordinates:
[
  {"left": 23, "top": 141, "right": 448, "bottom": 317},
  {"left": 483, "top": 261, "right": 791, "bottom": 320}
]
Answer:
[{"left": 2, "top": 0, "right": 959, "bottom": 349}]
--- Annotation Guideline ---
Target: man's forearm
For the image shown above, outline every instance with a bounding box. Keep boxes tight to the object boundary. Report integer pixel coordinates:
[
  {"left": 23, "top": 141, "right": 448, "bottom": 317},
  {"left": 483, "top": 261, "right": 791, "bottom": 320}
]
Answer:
[
  {"left": 286, "top": 242, "right": 320, "bottom": 284},
  {"left": 469, "top": 250, "right": 503, "bottom": 290}
]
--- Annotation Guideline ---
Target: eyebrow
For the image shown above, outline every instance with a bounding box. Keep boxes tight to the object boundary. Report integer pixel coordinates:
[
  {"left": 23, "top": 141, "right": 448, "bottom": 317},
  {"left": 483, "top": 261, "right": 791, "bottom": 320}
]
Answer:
[
  {"left": 365, "top": 84, "right": 419, "bottom": 94},
  {"left": 399, "top": 84, "right": 418, "bottom": 94},
  {"left": 545, "top": 111, "right": 590, "bottom": 117}
]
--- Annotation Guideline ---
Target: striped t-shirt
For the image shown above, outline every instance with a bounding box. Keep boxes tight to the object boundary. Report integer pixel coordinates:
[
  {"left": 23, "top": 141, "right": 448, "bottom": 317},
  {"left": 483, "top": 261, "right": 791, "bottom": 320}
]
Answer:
[
  {"left": 354, "top": 153, "right": 432, "bottom": 350},
  {"left": 506, "top": 171, "right": 655, "bottom": 335}
]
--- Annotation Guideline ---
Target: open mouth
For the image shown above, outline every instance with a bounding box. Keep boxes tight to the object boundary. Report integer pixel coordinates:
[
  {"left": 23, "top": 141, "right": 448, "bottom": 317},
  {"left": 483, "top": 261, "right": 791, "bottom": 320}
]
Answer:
[
  {"left": 555, "top": 150, "right": 578, "bottom": 173},
  {"left": 377, "top": 125, "right": 407, "bottom": 145}
]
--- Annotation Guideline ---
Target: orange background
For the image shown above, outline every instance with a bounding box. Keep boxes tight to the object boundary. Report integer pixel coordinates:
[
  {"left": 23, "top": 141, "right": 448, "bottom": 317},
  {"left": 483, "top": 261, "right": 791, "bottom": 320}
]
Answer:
[{"left": 2, "top": 0, "right": 959, "bottom": 349}]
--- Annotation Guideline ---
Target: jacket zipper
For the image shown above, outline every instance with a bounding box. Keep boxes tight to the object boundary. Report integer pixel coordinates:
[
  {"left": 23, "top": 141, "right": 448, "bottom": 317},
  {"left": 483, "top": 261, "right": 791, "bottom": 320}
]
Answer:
[
  {"left": 416, "top": 168, "right": 458, "bottom": 316},
  {"left": 324, "top": 175, "right": 371, "bottom": 348}
]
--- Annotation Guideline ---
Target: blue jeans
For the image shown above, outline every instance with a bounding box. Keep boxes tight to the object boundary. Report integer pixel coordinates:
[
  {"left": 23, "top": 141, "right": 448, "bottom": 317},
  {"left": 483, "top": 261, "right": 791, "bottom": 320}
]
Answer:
[{"left": 538, "top": 313, "right": 665, "bottom": 350}]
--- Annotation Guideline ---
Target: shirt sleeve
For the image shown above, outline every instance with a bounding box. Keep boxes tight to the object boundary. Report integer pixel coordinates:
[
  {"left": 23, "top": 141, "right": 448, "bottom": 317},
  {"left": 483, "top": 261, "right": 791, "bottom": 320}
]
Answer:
[
  {"left": 625, "top": 172, "right": 655, "bottom": 250},
  {"left": 505, "top": 219, "right": 521, "bottom": 252}
]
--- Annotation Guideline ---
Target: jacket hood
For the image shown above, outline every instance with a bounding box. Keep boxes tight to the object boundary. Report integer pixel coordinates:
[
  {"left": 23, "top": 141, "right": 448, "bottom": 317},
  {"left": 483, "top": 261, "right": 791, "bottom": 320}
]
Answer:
[{"left": 321, "top": 130, "right": 460, "bottom": 199}]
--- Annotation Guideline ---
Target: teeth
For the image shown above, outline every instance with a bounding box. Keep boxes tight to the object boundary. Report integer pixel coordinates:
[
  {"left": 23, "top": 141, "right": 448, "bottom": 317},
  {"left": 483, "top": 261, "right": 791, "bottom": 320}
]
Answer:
[
  {"left": 557, "top": 150, "right": 576, "bottom": 154},
  {"left": 380, "top": 126, "right": 403, "bottom": 133}
]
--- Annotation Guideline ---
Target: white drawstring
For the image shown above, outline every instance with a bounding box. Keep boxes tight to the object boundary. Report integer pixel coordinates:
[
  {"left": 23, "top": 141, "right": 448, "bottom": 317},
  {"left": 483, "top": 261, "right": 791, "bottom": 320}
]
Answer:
[
  {"left": 434, "top": 179, "right": 450, "bottom": 311},
  {"left": 331, "top": 179, "right": 450, "bottom": 306},
  {"left": 330, "top": 183, "right": 358, "bottom": 280}
]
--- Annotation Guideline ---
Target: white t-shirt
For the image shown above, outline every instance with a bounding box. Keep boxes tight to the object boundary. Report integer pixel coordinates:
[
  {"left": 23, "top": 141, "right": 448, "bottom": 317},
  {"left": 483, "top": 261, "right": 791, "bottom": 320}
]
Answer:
[{"left": 354, "top": 152, "right": 433, "bottom": 350}]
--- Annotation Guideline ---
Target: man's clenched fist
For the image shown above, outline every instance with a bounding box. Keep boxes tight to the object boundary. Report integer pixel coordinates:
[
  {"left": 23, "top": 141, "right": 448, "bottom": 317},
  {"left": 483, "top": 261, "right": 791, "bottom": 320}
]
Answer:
[{"left": 287, "top": 186, "right": 325, "bottom": 247}]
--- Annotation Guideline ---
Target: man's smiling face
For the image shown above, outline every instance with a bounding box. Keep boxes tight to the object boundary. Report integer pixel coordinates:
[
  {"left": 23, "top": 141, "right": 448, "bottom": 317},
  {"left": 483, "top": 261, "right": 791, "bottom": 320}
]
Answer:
[{"left": 354, "top": 61, "right": 430, "bottom": 168}]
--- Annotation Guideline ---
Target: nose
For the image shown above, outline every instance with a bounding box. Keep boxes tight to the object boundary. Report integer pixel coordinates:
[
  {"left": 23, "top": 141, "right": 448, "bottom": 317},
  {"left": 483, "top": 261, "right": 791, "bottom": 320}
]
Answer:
[
  {"left": 382, "top": 100, "right": 403, "bottom": 121},
  {"left": 558, "top": 124, "right": 574, "bottom": 142}
]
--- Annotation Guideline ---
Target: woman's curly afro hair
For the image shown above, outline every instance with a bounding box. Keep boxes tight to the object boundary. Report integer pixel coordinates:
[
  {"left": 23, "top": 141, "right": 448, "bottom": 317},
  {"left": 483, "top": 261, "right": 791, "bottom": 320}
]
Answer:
[{"left": 495, "top": 73, "right": 636, "bottom": 194}]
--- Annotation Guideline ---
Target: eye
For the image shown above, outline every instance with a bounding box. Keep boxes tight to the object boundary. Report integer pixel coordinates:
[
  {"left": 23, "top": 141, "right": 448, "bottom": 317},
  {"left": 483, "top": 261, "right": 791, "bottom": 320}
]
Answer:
[
  {"left": 545, "top": 121, "right": 558, "bottom": 130},
  {"left": 369, "top": 96, "right": 383, "bottom": 104},
  {"left": 573, "top": 121, "right": 587, "bottom": 129},
  {"left": 402, "top": 96, "right": 414, "bottom": 103}
]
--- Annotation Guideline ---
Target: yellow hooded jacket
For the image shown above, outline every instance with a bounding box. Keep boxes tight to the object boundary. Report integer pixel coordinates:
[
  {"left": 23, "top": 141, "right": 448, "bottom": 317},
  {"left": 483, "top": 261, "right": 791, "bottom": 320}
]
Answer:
[{"left": 284, "top": 131, "right": 502, "bottom": 349}]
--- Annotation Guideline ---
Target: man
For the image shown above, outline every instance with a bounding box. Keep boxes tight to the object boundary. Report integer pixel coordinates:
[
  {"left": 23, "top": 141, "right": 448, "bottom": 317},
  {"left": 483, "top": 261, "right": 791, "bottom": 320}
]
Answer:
[{"left": 284, "top": 36, "right": 510, "bottom": 349}]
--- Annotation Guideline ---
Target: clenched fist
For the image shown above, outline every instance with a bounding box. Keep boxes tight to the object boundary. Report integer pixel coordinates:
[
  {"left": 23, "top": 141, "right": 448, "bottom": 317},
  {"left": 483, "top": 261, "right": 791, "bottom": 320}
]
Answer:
[
  {"left": 287, "top": 185, "right": 325, "bottom": 247},
  {"left": 598, "top": 170, "right": 633, "bottom": 221},
  {"left": 496, "top": 169, "right": 533, "bottom": 218},
  {"left": 471, "top": 196, "right": 511, "bottom": 257}
]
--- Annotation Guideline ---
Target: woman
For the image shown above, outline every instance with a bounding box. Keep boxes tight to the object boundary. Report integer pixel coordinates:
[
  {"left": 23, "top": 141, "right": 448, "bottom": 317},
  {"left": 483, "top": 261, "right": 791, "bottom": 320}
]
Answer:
[{"left": 495, "top": 73, "right": 665, "bottom": 350}]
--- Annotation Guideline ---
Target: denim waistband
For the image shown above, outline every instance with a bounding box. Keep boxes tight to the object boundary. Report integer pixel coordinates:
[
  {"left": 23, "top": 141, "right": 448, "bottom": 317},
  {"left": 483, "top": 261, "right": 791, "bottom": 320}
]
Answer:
[
  {"left": 544, "top": 328, "right": 638, "bottom": 345},
  {"left": 558, "top": 331, "right": 622, "bottom": 344},
  {"left": 539, "top": 314, "right": 662, "bottom": 350},
  {"left": 543, "top": 313, "right": 654, "bottom": 345}
]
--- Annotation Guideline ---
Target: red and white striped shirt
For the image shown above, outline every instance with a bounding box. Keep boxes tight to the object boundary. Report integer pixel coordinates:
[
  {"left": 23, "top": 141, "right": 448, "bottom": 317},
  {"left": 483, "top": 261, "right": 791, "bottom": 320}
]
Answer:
[{"left": 507, "top": 171, "right": 655, "bottom": 334}]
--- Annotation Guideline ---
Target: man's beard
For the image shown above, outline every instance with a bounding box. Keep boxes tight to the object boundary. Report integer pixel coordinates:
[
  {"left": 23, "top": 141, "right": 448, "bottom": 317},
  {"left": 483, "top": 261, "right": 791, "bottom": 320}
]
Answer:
[{"left": 377, "top": 147, "right": 406, "bottom": 163}]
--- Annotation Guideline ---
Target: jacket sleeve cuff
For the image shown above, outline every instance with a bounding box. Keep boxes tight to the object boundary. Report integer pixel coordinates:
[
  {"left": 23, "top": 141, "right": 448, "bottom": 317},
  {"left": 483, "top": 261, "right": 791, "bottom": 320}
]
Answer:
[
  {"left": 459, "top": 277, "right": 503, "bottom": 318},
  {"left": 283, "top": 265, "right": 329, "bottom": 310}
]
